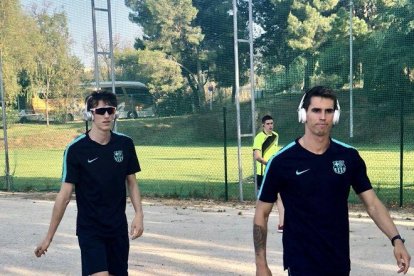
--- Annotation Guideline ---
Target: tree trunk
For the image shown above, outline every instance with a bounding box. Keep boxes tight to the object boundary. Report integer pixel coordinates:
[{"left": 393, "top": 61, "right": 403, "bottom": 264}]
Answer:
[
  {"left": 196, "top": 58, "right": 205, "bottom": 109},
  {"left": 303, "top": 53, "right": 315, "bottom": 91},
  {"left": 46, "top": 79, "right": 50, "bottom": 126},
  {"left": 185, "top": 75, "right": 200, "bottom": 112}
]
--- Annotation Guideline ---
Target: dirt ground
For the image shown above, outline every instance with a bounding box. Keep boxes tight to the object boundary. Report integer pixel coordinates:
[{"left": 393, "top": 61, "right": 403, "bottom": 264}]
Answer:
[{"left": 0, "top": 192, "right": 413, "bottom": 276}]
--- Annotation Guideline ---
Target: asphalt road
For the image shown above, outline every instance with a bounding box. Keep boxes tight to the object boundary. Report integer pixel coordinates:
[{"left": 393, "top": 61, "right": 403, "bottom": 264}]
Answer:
[{"left": 0, "top": 193, "right": 413, "bottom": 275}]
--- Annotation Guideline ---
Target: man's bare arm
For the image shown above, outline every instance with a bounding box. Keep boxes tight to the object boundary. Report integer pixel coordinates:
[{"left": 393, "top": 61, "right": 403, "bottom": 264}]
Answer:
[
  {"left": 254, "top": 223, "right": 267, "bottom": 255},
  {"left": 254, "top": 149, "right": 267, "bottom": 165},
  {"left": 34, "top": 182, "right": 73, "bottom": 257},
  {"left": 253, "top": 200, "right": 273, "bottom": 272},
  {"left": 126, "top": 174, "right": 144, "bottom": 239},
  {"left": 359, "top": 189, "right": 411, "bottom": 274}
]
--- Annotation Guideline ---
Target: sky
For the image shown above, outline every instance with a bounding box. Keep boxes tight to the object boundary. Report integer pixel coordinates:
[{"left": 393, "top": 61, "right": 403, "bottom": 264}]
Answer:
[{"left": 21, "top": 0, "right": 143, "bottom": 65}]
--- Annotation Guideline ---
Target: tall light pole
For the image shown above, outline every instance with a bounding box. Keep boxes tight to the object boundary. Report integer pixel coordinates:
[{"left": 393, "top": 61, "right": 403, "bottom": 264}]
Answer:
[
  {"left": 349, "top": 0, "right": 354, "bottom": 138},
  {"left": 232, "top": 0, "right": 243, "bottom": 201},
  {"left": 232, "top": 0, "right": 255, "bottom": 201},
  {"left": 0, "top": 51, "right": 11, "bottom": 190},
  {"left": 90, "top": 0, "right": 117, "bottom": 131}
]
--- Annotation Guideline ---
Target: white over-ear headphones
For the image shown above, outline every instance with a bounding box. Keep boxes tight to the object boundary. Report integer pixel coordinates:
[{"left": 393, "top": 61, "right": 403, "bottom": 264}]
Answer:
[
  {"left": 83, "top": 95, "right": 94, "bottom": 121},
  {"left": 297, "top": 93, "right": 341, "bottom": 125}
]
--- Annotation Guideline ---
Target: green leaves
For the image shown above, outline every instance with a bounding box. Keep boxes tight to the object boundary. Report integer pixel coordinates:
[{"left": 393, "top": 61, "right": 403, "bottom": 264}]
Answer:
[
  {"left": 115, "top": 49, "right": 184, "bottom": 99},
  {"left": 0, "top": 1, "right": 83, "bottom": 124}
]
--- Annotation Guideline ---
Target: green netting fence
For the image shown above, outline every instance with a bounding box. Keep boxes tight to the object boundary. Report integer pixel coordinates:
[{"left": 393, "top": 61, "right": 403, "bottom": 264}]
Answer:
[{"left": 0, "top": 0, "right": 413, "bottom": 205}]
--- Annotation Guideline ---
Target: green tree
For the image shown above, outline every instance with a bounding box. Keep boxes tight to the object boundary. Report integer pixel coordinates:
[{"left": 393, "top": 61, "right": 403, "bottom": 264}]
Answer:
[
  {"left": 286, "top": 0, "right": 340, "bottom": 89},
  {"left": 55, "top": 55, "right": 85, "bottom": 121},
  {"left": 193, "top": 0, "right": 250, "bottom": 102},
  {"left": 251, "top": 0, "right": 300, "bottom": 91},
  {"left": 251, "top": 0, "right": 343, "bottom": 91},
  {"left": 126, "top": 0, "right": 205, "bottom": 110},
  {"left": 29, "top": 3, "right": 77, "bottom": 125},
  {"left": 116, "top": 49, "right": 184, "bottom": 99},
  {"left": 0, "top": 0, "right": 38, "bottom": 105},
  {"left": 115, "top": 48, "right": 191, "bottom": 116},
  {"left": 115, "top": 48, "right": 142, "bottom": 81},
  {"left": 317, "top": 4, "right": 369, "bottom": 88},
  {"left": 361, "top": 0, "right": 414, "bottom": 101}
]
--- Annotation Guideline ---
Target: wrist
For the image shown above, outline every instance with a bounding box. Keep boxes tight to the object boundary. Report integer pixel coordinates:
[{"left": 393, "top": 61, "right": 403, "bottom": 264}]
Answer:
[
  {"left": 255, "top": 259, "right": 268, "bottom": 267},
  {"left": 45, "top": 235, "right": 53, "bottom": 244},
  {"left": 391, "top": 234, "right": 405, "bottom": 246}
]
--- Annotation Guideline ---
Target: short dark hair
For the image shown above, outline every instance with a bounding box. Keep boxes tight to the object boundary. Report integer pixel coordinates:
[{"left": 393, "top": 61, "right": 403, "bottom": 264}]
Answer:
[
  {"left": 85, "top": 91, "right": 117, "bottom": 111},
  {"left": 302, "top": 86, "right": 338, "bottom": 111},
  {"left": 261, "top": 115, "right": 273, "bottom": 124}
]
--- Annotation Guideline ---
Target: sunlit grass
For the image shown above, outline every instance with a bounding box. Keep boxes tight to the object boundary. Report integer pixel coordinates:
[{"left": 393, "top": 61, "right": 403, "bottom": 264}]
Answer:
[{"left": 1, "top": 145, "right": 413, "bottom": 204}]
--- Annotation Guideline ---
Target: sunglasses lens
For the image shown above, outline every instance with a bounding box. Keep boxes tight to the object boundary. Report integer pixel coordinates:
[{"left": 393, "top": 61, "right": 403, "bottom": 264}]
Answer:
[{"left": 94, "top": 107, "right": 115, "bottom": 115}]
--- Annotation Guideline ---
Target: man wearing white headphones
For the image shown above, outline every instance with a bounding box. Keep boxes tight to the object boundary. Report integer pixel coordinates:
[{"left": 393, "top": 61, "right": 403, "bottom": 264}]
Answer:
[
  {"left": 253, "top": 86, "right": 410, "bottom": 275},
  {"left": 35, "top": 91, "right": 144, "bottom": 276}
]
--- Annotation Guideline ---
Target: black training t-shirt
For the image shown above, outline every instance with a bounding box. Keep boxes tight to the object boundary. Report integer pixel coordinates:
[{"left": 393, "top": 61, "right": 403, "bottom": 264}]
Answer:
[
  {"left": 258, "top": 138, "right": 372, "bottom": 274},
  {"left": 62, "top": 131, "right": 141, "bottom": 237}
]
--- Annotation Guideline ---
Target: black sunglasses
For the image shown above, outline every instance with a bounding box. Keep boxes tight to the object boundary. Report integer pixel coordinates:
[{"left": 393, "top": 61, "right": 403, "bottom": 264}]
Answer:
[{"left": 91, "top": 107, "right": 116, "bottom": 115}]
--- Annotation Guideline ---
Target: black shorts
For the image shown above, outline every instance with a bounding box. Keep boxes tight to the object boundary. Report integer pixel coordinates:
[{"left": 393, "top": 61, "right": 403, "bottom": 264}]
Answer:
[
  {"left": 78, "top": 233, "right": 129, "bottom": 276},
  {"left": 287, "top": 267, "right": 349, "bottom": 276}
]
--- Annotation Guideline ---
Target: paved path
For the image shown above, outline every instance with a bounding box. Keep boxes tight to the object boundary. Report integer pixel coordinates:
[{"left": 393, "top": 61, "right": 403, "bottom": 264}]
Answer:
[{"left": 0, "top": 193, "right": 413, "bottom": 275}]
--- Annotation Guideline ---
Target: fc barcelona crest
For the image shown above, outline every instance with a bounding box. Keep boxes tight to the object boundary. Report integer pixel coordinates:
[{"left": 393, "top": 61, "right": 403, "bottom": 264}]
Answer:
[
  {"left": 332, "top": 160, "right": 346, "bottom": 174},
  {"left": 114, "top": 150, "right": 124, "bottom": 163}
]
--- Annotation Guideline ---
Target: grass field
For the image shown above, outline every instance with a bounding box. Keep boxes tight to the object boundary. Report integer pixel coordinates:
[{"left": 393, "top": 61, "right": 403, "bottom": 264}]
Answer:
[
  {"left": 1, "top": 143, "right": 413, "bottom": 205},
  {"left": 0, "top": 92, "right": 413, "bottom": 206}
]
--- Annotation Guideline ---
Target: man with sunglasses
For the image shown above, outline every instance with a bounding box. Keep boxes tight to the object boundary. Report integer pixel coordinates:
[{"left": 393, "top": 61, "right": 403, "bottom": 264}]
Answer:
[{"left": 35, "top": 91, "right": 144, "bottom": 276}]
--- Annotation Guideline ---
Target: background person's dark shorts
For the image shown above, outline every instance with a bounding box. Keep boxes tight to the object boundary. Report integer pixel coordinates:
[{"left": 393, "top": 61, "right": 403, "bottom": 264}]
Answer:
[{"left": 78, "top": 233, "right": 129, "bottom": 276}]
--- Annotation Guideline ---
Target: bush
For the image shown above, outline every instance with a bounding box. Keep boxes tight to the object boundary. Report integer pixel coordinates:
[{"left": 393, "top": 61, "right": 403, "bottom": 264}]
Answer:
[
  {"left": 156, "top": 90, "right": 193, "bottom": 117},
  {"left": 310, "top": 73, "right": 343, "bottom": 89},
  {"left": 0, "top": 108, "right": 21, "bottom": 126}
]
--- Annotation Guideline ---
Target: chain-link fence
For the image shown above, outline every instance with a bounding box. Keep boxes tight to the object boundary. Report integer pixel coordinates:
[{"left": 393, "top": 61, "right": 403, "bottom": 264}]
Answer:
[{"left": 0, "top": 0, "right": 413, "bottom": 204}]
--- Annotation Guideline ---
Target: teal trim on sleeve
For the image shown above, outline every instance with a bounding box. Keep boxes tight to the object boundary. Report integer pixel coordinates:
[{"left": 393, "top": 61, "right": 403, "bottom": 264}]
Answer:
[
  {"left": 61, "top": 134, "right": 86, "bottom": 182},
  {"left": 257, "top": 141, "right": 296, "bottom": 199},
  {"left": 113, "top": 131, "right": 133, "bottom": 139},
  {"left": 331, "top": 138, "right": 355, "bottom": 149}
]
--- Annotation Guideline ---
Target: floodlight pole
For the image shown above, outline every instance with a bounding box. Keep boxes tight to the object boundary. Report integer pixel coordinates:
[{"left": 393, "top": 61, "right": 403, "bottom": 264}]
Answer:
[
  {"left": 349, "top": 0, "right": 354, "bottom": 138},
  {"left": 91, "top": 0, "right": 117, "bottom": 131},
  {"left": 232, "top": 0, "right": 244, "bottom": 201},
  {"left": 91, "top": 0, "right": 100, "bottom": 88},
  {"left": 248, "top": 0, "right": 257, "bottom": 194},
  {"left": 0, "top": 52, "right": 11, "bottom": 191},
  {"left": 233, "top": 0, "right": 256, "bottom": 201}
]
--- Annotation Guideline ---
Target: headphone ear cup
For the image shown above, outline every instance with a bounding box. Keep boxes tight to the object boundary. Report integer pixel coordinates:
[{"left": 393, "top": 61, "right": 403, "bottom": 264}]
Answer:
[
  {"left": 297, "top": 93, "right": 307, "bottom": 124},
  {"left": 298, "top": 108, "right": 307, "bottom": 123},
  {"left": 333, "top": 110, "right": 340, "bottom": 125},
  {"left": 83, "top": 95, "right": 93, "bottom": 121},
  {"left": 333, "top": 99, "right": 340, "bottom": 125},
  {"left": 83, "top": 110, "right": 93, "bottom": 121}
]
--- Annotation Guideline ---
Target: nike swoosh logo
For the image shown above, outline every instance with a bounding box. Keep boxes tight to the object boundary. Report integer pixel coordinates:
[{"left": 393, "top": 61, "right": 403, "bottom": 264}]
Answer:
[
  {"left": 88, "top": 157, "right": 98, "bottom": 163},
  {"left": 296, "top": 169, "right": 310, "bottom": 175}
]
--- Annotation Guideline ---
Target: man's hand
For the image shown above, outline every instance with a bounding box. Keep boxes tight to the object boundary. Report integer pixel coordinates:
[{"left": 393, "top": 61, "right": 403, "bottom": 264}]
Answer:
[
  {"left": 34, "top": 238, "right": 51, "bottom": 257},
  {"left": 130, "top": 213, "right": 144, "bottom": 240},
  {"left": 394, "top": 242, "right": 411, "bottom": 274}
]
